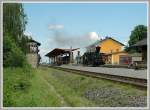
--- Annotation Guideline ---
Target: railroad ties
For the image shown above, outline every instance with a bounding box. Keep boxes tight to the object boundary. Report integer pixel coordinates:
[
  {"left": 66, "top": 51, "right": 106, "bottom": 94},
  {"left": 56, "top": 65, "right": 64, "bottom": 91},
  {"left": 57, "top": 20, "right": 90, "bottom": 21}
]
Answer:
[{"left": 49, "top": 66, "right": 147, "bottom": 89}]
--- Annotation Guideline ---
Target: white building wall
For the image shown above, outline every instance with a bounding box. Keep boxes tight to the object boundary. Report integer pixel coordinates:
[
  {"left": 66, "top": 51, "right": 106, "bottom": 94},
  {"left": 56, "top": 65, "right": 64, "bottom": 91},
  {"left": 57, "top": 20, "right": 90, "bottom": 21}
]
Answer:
[{"left": 26, "top": 53, "right": 38, "bottom": 68}]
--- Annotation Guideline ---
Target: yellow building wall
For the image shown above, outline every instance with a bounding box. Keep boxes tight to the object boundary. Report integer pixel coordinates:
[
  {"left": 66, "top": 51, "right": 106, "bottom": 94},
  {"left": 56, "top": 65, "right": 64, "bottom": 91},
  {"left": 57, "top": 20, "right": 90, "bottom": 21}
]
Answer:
[
  {"left": 98, "top": 38, "right": 129, "bottom": 64},
  {"left": 112, "top": 52, "right": 128, "bottom": 64},
  {"left": 99, "top": 39, "right": 123, "bottom": 54}
]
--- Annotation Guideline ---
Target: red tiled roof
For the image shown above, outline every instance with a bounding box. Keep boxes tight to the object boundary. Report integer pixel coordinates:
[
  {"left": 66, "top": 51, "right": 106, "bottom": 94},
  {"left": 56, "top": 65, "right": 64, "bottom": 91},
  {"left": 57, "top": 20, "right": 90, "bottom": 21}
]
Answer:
[{"left": 45, "top": 48, "right": 79, "bottom": 57}]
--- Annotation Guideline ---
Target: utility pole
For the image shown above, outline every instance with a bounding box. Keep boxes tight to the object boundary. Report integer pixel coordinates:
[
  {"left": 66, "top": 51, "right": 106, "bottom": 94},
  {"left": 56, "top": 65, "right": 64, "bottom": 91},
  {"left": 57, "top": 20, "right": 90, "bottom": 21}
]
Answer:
[{"left": 70, "top": 46, "right": 73, "bottom": 64}]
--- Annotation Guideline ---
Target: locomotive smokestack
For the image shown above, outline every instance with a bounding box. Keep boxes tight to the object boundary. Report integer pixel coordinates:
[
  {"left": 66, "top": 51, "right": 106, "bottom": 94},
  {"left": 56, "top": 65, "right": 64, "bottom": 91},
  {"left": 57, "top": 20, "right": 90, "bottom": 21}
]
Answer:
[{"left": 96, "top": 46, "right": 101, "bottom": 53}]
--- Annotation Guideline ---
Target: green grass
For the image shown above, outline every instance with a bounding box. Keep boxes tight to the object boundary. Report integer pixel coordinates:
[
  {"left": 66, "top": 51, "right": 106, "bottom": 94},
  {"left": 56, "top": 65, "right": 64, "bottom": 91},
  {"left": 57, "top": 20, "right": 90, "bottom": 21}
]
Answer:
[
  {"left": 3, "top": 66, "right": 147, "bottom": 107},
  {"left": 3, "top": 67, "right": 33, "bottom": 106}
]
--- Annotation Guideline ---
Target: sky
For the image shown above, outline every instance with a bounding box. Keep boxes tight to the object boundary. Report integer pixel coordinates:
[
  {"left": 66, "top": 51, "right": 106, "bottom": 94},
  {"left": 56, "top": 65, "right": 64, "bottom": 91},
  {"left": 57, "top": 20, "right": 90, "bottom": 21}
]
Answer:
[{"left": 23, "top": 3, "right": 147, "bottom": 63}]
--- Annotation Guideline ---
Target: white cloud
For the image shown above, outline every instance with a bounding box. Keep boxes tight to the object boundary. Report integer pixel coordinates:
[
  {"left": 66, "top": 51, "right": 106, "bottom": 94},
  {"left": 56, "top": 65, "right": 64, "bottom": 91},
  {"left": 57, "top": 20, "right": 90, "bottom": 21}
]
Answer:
[
  {"left": 88, "top": 32, "right": 100, "bottom": 41},
  {"left": 123, "top": 37, "right": 129, "bottom": 46},
  {"left": 39, "top": 48, "right": 50, "bottom": 55},
  {"left": 39, "top": 47, "right": 51, "bottom": 63},
  {"left": 48, "top": 24, "right": 64, "bottom": 30},
  {"left": 24, "top": 31, "right": 32, "bottom": 36}
]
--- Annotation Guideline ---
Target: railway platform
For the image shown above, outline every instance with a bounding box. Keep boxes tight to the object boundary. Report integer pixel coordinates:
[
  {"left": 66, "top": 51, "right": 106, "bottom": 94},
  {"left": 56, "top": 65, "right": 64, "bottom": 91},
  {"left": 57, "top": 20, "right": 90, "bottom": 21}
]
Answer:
[{"left": 59, "top": 65, "right": 147, "bottom": 80}]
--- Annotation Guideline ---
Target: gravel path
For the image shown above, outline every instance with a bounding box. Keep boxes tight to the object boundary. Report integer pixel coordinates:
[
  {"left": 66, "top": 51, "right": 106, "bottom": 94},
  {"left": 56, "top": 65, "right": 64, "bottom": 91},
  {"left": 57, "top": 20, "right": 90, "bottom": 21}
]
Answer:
[
  {"left": 60, "top": 65, "right": 147, "bottom": 79},
  {"left": 84, "top": 87, "right": 147, "bottom": 107}
]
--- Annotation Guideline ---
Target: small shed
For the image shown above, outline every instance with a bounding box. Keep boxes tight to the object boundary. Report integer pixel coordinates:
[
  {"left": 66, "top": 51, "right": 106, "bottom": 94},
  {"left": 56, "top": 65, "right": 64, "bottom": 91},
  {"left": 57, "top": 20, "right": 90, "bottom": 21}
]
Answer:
[{"left": 130, "top": 38, "right": 147, "bottom": 64}]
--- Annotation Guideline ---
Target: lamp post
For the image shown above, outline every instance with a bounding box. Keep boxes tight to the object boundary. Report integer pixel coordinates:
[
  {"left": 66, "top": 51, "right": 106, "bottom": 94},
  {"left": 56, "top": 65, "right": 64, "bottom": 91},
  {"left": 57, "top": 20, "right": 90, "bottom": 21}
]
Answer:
[{"left": 70, "top": 46, "right": 73, "bottom": 64}]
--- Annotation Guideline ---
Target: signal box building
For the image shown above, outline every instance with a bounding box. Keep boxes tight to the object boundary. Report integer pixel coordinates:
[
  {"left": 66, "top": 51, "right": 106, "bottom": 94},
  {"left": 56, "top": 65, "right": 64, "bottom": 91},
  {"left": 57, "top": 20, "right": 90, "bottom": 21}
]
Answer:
[{"left": 26, "top": 39, "right": 41, "bottom": 68}]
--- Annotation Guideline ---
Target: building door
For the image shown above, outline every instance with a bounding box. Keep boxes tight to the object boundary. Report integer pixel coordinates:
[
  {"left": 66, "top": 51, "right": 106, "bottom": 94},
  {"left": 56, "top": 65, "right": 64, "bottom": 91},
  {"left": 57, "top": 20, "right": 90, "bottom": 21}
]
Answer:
[{"left": 119, "top": 55, "right": 131, "bottom": 65}]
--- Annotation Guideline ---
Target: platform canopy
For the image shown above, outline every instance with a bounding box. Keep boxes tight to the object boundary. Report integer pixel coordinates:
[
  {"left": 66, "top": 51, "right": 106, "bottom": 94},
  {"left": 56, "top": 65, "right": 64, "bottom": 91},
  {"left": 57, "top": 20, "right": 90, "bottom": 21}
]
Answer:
[{"left": 45, "top": 48, "right": 79, "bottom": 58}]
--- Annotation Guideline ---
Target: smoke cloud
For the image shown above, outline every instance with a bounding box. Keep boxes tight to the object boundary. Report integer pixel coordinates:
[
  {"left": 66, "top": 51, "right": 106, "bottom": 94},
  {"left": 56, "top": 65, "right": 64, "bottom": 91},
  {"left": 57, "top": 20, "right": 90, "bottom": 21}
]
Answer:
[
  {"left": 49, "top": 30, "right": 100, "bottom": 49},
  {"left": 45, "top": 24, "right": 101, "bottom": 61},
  {"left": 48, "top": 24, "right": 64, "bottom": 30}
]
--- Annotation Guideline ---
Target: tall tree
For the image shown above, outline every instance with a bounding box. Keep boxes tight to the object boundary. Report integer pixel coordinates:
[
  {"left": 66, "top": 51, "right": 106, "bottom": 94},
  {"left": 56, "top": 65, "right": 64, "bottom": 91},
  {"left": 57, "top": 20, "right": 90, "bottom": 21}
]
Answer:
[
  {"left": 3, "top": 3, "right": 28, "bottom": 67},
  {"left": 128, "top": 25, "right": 147, "bottom": 46},
  {"left": 3, "top": 3, "right": 27, "bottom": 52}
]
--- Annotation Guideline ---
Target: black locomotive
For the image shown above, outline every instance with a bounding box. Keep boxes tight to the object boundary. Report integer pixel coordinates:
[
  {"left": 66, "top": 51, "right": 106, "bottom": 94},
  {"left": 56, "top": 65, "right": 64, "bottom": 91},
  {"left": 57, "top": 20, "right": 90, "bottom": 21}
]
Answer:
[{"left": 82, "top": 46, "right": 105, "bottom": 66}]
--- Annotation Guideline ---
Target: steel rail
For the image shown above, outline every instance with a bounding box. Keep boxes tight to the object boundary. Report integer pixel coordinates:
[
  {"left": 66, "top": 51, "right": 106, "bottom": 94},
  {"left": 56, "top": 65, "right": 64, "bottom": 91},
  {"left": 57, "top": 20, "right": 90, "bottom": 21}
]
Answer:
[{"left": 44, "top": 65, "right": 147, "bottom": 88}]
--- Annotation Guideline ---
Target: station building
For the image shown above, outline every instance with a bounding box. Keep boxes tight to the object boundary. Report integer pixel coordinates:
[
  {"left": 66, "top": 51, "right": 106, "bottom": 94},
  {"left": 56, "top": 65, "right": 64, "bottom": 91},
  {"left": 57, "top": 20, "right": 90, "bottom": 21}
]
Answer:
[{"left": 86, "top": 37, "right": 130, "bottom": 65}]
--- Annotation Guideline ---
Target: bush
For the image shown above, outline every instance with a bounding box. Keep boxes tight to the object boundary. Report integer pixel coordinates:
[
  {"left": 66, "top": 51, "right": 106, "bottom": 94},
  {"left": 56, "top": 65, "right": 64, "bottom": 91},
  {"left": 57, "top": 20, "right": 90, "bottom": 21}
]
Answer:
[{"left": 3, "top": 34, "right": 26, "bottom": 67}]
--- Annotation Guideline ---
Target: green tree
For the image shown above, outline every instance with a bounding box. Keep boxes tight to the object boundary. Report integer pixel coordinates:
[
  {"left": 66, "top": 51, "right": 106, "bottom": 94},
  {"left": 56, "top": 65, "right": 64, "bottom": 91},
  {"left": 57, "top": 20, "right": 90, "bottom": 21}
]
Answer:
[
  {"left": 3, "top": 3, "right": 28, "bottom": 67},
  {"left": 19, "top": 35, "right": 29, "bottom": 54},
  {"left": 3, "top": 3, "right": 27, "bottom": 53},
  {"left": 3, "top": 34, "right": 25, "bottom": 67},
  {"left": 128, "top": 25, "right": 147, "bottom": 46}
]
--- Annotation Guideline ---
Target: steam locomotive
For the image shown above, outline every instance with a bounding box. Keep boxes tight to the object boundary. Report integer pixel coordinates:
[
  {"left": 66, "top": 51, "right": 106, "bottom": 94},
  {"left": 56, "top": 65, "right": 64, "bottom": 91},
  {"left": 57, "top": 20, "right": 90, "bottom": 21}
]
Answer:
[{"left": 82, "top": 46, "right": 105, "bottom": 66}]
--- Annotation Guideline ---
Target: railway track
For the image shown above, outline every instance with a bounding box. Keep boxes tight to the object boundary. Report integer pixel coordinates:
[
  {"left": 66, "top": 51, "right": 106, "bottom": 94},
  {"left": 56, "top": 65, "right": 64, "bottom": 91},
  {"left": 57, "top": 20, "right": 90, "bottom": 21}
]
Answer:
[{"left": 44, "top": 65, "right": 147, "bottom": 88}]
